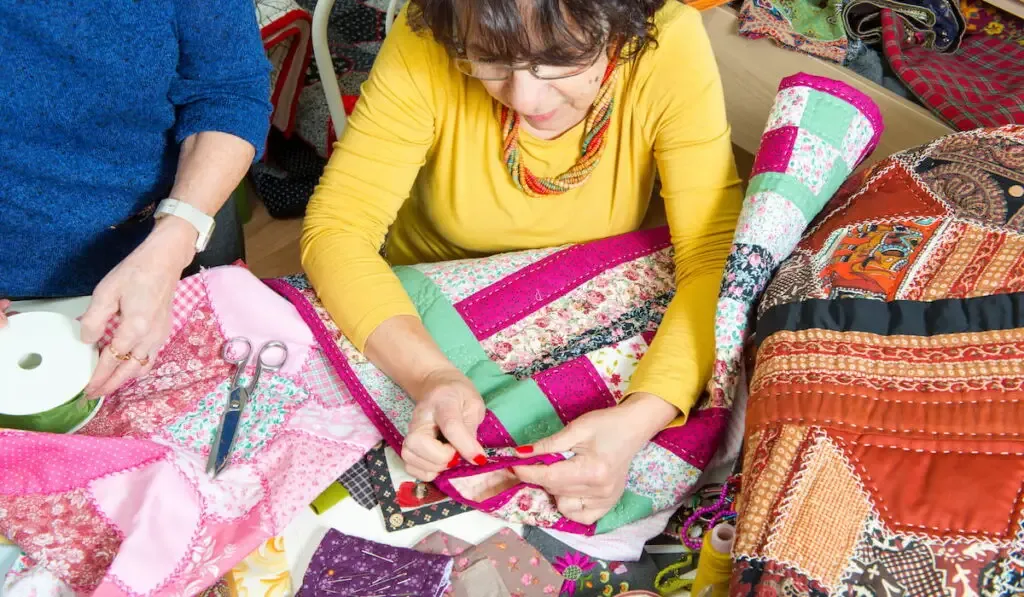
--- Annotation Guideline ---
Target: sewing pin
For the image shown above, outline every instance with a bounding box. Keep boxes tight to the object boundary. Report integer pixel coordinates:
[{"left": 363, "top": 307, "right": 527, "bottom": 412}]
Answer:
[
  {"left": 388, "top": 560, "right": 414, "bottom": 576},
  {"left": 364, "top": 571, "right": 407, "bottom": 590},
  {"left": 361, "top": 549, "right": 394, "bottom": 563}
]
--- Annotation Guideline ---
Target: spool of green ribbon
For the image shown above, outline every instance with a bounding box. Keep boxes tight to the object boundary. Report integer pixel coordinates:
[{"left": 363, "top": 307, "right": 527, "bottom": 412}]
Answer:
[
  {"left": 0, "top": 391, "right": 102, "bottom": 434},
  {"left": 1, "top": 311, "right": 102, "bottom": 434}
]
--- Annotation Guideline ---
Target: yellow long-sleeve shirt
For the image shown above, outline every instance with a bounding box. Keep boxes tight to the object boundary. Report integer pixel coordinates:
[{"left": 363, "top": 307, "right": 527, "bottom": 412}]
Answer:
[{"left": 301, "top": 1, "right": 743, "bottom": 419}]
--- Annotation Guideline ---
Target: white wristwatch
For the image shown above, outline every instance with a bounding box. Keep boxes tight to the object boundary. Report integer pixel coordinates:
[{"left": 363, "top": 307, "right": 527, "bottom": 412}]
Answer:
[{"left": 154, "top": 198, "right": 216, "bottom": 252}]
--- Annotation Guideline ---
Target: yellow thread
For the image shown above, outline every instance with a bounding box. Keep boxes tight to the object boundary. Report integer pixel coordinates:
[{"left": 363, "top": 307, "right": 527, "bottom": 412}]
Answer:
[{"left": 691, "top": 524, "right": 734, "bottom": 597}]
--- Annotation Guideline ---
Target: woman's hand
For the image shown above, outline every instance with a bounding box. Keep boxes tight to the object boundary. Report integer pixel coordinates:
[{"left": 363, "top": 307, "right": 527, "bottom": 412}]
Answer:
[
  {"left": 79, "top": 217, "right": 197, "bottom": 398},
  {"left": 401, "top": 368, "right": 488, "bottom": 482},
  {"left": 0, "top": 299, "right": 11, "bottom": 328},
  {"left": 512, "top": 392, "right": 678, "bottom": 525}
]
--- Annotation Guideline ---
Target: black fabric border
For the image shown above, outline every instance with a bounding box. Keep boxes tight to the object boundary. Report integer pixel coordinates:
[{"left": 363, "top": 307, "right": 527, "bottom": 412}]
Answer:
[{"left": 757, "top": 293, "right": 1024, "bottom": 342}]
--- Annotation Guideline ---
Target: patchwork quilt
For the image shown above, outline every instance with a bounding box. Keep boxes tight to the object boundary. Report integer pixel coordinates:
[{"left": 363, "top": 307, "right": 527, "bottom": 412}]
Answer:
[
  {"left": 0, "top": 267, "right": 381, "bottom": 596},
  {"left": 267, "top": 73, "right": 884, "bottom": 536},
  {"left": 733, "top": 126, "right": 1024, "bottom": 596}
]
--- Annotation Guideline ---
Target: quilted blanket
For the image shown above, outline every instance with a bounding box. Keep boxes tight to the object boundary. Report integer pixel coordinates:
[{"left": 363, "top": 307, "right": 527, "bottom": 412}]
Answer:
[
  {"left": 0, "top": 267, "right": 381, "bottom": 596},
  {"left": 732, "top": 126, "right": 1024, "bottom": 596},
  {"left": 266, "top": 73, "right": 884, "bottom": 536}
]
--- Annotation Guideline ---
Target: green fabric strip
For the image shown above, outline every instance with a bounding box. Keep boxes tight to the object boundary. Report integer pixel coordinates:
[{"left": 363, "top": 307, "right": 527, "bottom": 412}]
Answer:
[
  {"left": 394, "top": 267, "right": 564, "bottom": 445},
  {"left": 747, "top": 172, "right": 819, "bottom": 222},
  {"left": 821, "top": 158, "right": 852, "bottom": 202},
  {"left": 800, "top": 90, "right": 857, "bottom": 147},
  {"left": 595, "top": 490, "right": 654, "bottom": 534}
]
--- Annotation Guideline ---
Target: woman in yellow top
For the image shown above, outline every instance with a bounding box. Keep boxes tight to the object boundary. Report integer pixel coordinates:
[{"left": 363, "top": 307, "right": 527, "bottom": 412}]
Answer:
[{"left": 302, "top": 0, "right": 743, "bottom": 524}]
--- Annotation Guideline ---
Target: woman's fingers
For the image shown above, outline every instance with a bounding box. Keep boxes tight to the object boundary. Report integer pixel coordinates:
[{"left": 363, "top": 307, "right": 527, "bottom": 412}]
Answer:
[
  {"left": 434, "top": 398, "right": 486, "bottom": 464},
  {"left": 403, "top": 425, "right": 456, "bottom": 469},
  {"left": 555, "top": 494, "right": 615, "bottom": 525},
  {"left": 400, "top": 447, "right": 444, "bottom": 482},
  {"left": 0, "top": 299, "right": 9, "bottom": 328},
  {"left": 79, "top": 286, "right": 119, "bottom": 345}
]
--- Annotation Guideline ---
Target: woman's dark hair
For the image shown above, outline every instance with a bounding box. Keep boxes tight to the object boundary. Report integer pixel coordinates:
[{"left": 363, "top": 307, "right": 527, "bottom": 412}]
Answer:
[{"left": 407, "top": 0, "right": 668, "bottom": 65}]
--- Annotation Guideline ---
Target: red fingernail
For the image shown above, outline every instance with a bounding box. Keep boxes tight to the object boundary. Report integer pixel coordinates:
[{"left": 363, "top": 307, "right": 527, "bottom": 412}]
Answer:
[
  {"left": 473, "top": 455, "right": 488, "bottom": 466},
  {"left": 515, "top": 445, "right": 534, "bottom": 454},
  {"left": 446, "top": 454, "right": 460, "bottom": 469}
]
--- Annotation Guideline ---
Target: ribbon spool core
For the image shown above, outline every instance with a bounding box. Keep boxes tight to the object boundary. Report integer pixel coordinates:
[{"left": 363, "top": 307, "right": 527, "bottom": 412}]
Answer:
[{"left": 19, "top": 353, "right": 43, "bottom": 370}]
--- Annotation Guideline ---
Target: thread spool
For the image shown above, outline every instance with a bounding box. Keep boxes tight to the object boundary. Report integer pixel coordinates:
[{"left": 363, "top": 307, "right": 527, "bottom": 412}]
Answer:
[
  {"left": 0, "top": 312, "right": 102, "bottom": 433},
  {"left": 691, "top": 523, "right": 735, "bottom": 597}
]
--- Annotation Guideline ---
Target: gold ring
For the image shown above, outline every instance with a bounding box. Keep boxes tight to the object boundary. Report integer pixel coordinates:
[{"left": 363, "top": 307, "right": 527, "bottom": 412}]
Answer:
[
  {"left": 109, "top": 348, "right": 133, "bottom": 362},
  {"left": 132, "top": 354, "right": 150, "bottom": 366},
  {"left": 579, "top": 497, "right": 586, "bottom": 511}
]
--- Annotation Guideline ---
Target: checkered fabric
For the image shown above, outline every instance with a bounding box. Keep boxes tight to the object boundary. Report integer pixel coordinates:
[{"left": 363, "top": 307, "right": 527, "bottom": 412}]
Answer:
[
  {"left": 99, "top": 272, "right": 206, "bottom": 352},
  {"left": 875, "top": 544, "right": 947, "bottom": 596},
  {"left": 882, "top": 8, "right": 1024, "bottom": 130},
  {"left": 339, "top": 455, "right": 377, "bottom": 510}
]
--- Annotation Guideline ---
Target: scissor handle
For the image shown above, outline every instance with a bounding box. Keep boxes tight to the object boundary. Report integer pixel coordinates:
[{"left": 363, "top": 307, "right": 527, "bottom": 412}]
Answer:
[
  {"left": 254, "top": 341, "right": 288, "bottom": 372},
  {"left": 222, "top": 337, "right": 252, "bottom": 395},
  {"left": 221, "top": 336, "right": 252, "bottom": 364}
]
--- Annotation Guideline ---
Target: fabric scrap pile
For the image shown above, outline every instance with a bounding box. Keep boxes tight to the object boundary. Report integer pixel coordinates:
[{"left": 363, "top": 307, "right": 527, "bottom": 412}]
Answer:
[{"left": 738, "top": 0, "right": 1024, "bottom": 129}]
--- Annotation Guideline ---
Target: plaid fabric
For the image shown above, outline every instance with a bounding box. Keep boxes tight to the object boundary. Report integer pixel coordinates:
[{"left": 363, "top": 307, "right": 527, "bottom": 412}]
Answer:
[
  {"left": 882, "top": 8, "right": 1024, "bottom": 130},
  {"left": 874, "top": 544, "right": 946, "bottom": 597},
  {"left": 338, "top": 456, "right": 377, "bottom": 510}
]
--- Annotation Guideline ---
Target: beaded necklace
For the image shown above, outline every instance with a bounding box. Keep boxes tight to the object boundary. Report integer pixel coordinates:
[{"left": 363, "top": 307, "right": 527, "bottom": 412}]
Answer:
[{"left": 500, "top": 54, "right": 619, "bottom": 197}]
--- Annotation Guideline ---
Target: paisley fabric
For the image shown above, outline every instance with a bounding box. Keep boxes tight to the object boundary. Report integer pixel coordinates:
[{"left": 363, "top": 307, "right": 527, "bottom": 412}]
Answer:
[
  {"left": 0, "top": 268, "right": 382, "bottom": 596},
  {"left": 733, "top": 126, "right": 1024, "bottom": 596}
]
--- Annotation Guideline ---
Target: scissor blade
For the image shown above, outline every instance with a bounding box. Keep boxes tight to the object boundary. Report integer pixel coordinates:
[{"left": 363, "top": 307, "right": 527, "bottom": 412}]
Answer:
[
  {"left": 212, "top": 408, "right": 242, "bottom": 476},
  {"left": 208, "top": 386, "right": 248, "bottom": 478}
]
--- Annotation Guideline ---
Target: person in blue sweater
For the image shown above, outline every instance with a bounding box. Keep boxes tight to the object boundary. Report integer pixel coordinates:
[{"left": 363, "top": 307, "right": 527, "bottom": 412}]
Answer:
[{"left": 0, "top": 0, "right": 272, "bottom": 397}]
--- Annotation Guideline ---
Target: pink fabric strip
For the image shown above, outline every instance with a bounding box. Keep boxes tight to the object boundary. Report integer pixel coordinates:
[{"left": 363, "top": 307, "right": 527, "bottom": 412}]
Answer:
[
  {"left": 432, "top": 453, "right": 597, "bottom": 536},
  {"left": 778, "top": 73, "right": 885, "bottom": 161},
  {"left": 477, "top": 411, "right": 518, "bottom": 448},
  {"left": 455, "top": 227, "right": 672, "bottom": 340},
  {"left": 651, "top": 407, "right": 730, "bottom": 468},
  {"left": 641, "top": 330, "right": 657, "bottom": 346},
  {"left": 750, "top": 126, "right": 799, "bottom": 177},
  {"left": 534, "top": 357, "right": 616, "bottom": 425}
]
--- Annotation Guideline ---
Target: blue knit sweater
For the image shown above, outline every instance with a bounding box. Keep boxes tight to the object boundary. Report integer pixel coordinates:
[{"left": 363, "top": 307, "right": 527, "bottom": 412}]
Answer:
[{"left": 0, "top": 0, "right": 272, "bottom": 298}]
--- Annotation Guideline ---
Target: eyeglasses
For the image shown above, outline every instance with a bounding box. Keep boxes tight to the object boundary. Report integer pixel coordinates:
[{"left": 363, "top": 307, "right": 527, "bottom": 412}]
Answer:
[{"left": 454, "top": 48, "right": 604, "bottom": 81}]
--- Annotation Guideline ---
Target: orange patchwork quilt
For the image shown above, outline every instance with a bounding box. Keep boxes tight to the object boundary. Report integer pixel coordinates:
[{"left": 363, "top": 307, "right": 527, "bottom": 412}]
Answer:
[{"left": 732, "top": 125, "right": 1024, "bottom": 597}]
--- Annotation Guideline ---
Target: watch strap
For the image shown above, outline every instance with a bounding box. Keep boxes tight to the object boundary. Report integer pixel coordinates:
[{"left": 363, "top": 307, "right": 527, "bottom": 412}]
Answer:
[{"left": 155, "top": 198, "right": 215, "bottom": 252}]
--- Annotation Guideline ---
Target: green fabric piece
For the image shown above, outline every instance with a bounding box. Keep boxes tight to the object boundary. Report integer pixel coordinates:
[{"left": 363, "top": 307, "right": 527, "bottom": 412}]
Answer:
[
  {"left": 778, "top": 0, "right": 847, "bottom": 42},
  {"left": 310, "top": 482, "right": 350, "bottom": 515},
  {"left": 800, "top": 90, "right": 858, "bottom": 147},
  {"left": 595, "top": 490, "right": 655, "bottom": 534},
  {"left": 821, "top": 158, "right": 853, "bottom": 202},
  {"left": 747, "top": 173, "right": 819, "bottom": 221},
  {"left": 393, "top": 267, "right": 563, "bottom": 445}
]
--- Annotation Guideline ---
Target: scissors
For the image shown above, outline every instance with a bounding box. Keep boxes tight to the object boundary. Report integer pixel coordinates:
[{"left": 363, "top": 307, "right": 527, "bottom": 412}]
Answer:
[{"left": 206, "top": 337, "right": 288, "bottom": 478}]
